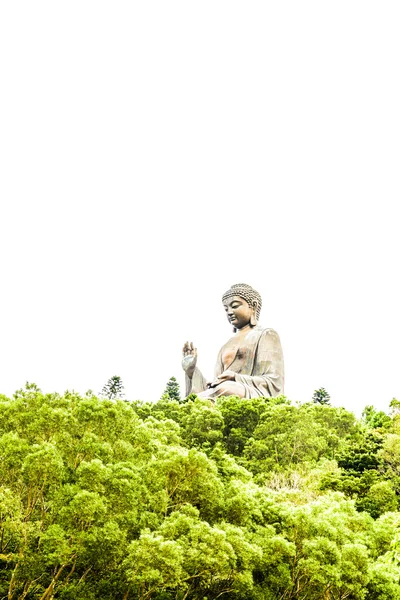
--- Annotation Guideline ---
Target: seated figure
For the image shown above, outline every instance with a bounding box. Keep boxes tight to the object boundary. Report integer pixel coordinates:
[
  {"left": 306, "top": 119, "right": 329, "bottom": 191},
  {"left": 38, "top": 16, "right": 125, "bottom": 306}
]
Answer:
[{"left": 182, "top": 283, "right": 284, "bottom": 399}]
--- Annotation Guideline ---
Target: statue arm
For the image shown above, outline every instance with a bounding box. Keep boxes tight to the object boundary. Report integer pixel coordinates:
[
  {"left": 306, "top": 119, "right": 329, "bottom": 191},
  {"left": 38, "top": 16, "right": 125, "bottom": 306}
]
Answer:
[
  {"left": 182, "top": 342, "right": 208, "bottom": 396},
  {"left": 234, "top": 329, "right": 284, "bottom": 397},
  {"left": 185, "top": 367, "right": 208, "bottom": 396},
  {"left": 185, "top": 348, "right": 224, "bottom": 396}
]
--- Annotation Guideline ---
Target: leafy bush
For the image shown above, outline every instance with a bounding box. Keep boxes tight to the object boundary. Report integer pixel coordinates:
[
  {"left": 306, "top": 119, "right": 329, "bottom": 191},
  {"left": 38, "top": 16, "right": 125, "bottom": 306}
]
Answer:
[{"left": 0, "top": 385, "right": 399, "bottom": 599}]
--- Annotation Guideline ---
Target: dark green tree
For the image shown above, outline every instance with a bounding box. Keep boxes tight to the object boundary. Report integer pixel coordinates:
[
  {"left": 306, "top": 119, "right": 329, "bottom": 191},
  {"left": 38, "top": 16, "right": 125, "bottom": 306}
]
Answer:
[
  {"left": 312, "top": 387, "right": 331, "bottom": 404},
  {"left": 163, "top": 376, "right": 181, "bottom": 403},
  {"left": 101, "top": 375, "right": 124, "bottom": 400}
]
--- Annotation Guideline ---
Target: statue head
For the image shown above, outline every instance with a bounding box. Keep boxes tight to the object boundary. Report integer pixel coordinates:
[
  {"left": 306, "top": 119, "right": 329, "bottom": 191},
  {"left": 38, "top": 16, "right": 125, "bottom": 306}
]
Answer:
[{"left": 222, "top": 283, "right": 262, "bottom": 331}]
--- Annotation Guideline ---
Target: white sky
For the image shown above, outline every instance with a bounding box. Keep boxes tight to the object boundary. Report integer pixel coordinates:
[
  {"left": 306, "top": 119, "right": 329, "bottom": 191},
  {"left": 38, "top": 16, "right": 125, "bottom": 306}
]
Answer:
[{"left": 1, "top": 2, "right": 399, "bottom": 415}]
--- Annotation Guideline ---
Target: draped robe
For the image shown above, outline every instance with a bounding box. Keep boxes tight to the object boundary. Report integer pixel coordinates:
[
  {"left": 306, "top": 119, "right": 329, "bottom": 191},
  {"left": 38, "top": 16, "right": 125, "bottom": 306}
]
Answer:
[{"left": 186, "top": 326, "right": 284, "bottom": 398}]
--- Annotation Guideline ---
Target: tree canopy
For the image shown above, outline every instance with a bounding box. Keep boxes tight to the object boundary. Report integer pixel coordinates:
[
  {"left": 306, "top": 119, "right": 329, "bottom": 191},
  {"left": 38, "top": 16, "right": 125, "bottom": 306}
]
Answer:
[{"left": 0, "top": 385, "right": 399, "bottom": 599}]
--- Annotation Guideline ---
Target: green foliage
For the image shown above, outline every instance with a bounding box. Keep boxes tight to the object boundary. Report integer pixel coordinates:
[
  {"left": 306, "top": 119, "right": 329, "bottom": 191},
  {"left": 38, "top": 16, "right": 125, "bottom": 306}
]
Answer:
[
  {"left": 389, "top": 397, "right": 400, "bottom": 415},
  {"left": 218, "top": 396, "right": 288, "bottom": 456},
  {"left": 363, "top": 405, "right": 392, "bottom": 429},
  {"left": 337, "top": 430, "right": 384, "bottom": 473},
  {"left": 358, "top": 481, "right": 398, "bottom": 518},
  {"left": 101, "top": 375, "right": 124, "bottom": 400},
  {"left": 312, "top": 387, "right": 331, "bottom": 404},
  {"left": 180, "top": 398, "right": 224, "bottom": 449},
  {"left": 163, "top": 376, "right": 181, "bottom": 403},
  {"left": 0, "top": 385, "right": 399, "bottom": 599}
]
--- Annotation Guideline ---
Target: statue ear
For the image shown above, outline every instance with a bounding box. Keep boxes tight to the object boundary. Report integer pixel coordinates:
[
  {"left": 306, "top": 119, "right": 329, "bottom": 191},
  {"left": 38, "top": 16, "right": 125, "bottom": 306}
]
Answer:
[{"left": 250, "top": 303, "right": 257, "bottom": 327}]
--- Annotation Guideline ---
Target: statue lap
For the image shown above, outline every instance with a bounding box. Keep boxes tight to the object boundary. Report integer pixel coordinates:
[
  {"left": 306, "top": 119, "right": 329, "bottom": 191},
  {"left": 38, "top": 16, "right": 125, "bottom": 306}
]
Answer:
[{"left": 198, "top": 381, "right": 246, "bottom": 399}]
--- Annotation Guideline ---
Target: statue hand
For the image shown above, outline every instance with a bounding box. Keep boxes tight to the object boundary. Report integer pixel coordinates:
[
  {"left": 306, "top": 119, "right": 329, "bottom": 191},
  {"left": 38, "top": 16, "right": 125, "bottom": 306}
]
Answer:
[
  {"left": 182, "top": 341, "right": 197, "bottom": 379},
  {"left": 208, "top": 370, "right": 236, "bottom": 388}
]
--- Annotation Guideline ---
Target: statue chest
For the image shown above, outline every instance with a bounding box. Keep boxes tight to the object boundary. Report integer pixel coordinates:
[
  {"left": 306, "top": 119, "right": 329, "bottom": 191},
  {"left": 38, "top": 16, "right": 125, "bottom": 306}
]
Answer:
[
  {"left": 219, "top": 327, "right": 262, "bottom": 375},
  {"left": 221, "top": 344, "right": 248, "bottom": 371}
]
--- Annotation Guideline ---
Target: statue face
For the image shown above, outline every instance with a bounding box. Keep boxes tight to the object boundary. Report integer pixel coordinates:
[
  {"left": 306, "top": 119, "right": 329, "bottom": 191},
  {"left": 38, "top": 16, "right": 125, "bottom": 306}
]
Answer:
[{"left": 223, "top": 295, "right": 253, "bottom": 330}]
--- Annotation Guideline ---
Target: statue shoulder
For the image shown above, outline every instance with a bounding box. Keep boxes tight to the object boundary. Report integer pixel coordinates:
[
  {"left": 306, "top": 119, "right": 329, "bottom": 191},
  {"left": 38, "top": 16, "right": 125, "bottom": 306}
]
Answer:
[
  {"left": 256, "top": 327, "right": 284, "bottom": 363},
  {"left": 256, "top": 326, "right": 280, "bottom": 336},
  {"left": 257, "top": 327, "right": 282, "bottom": 345}
]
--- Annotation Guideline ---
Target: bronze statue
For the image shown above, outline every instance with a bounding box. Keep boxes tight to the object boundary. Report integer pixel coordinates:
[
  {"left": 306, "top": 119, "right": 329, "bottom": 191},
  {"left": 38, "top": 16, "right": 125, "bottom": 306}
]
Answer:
[{"left": 182, "top": 283, "right": 284, "bottom": 399}]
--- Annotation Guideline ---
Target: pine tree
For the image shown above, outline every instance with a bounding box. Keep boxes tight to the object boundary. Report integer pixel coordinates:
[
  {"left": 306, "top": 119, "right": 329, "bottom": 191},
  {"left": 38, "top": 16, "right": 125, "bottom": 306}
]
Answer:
[
  {"left": 312, "top": 387, "right": 331, "bottom": 404},
  {"left": 101, "top": 375, "right": 124, "bottom": 400},
  {"left": 163, "top": 376, "right": 181, "bottom": 402}
]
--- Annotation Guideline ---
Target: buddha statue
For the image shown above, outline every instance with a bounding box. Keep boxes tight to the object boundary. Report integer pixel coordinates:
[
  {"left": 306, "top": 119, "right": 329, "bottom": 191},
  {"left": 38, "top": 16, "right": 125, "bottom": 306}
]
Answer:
[{"left": 182, "top": 283, "right": 284, "bottom": 399}]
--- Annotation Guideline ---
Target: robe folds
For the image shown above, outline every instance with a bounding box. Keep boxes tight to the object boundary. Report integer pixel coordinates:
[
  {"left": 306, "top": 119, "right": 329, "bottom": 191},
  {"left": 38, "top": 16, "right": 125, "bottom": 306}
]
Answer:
[{"left": 186, "top": 326, "right": 284, "bottom": 399}]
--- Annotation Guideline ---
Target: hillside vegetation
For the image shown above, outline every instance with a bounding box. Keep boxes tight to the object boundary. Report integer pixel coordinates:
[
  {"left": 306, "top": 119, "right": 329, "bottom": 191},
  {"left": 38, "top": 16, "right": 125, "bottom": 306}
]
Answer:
[{"left": 0, "top": 385, "right": 399, "bottom": 599}]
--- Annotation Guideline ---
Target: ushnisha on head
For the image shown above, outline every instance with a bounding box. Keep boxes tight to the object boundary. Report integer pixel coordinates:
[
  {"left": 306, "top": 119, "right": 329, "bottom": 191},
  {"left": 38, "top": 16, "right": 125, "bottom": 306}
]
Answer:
[{"left": 222, "top": 283, "right": 262, "bottom": 331}]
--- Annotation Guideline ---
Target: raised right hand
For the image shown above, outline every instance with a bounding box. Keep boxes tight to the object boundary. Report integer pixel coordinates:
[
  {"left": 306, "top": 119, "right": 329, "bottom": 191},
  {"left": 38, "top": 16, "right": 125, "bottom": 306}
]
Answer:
[{"left": 182, "top": 341, "right": 197, "bottom": 379}]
